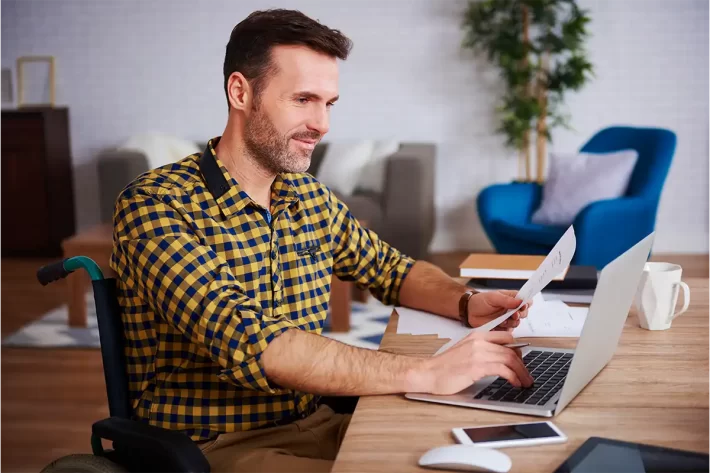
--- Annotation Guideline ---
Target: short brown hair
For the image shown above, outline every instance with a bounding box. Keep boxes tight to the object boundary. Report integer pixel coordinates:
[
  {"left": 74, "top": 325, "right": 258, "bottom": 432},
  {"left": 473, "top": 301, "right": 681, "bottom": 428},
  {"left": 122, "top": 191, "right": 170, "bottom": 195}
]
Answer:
[{"left": 223, "top": 9, "right": 353, "bottom": 109}]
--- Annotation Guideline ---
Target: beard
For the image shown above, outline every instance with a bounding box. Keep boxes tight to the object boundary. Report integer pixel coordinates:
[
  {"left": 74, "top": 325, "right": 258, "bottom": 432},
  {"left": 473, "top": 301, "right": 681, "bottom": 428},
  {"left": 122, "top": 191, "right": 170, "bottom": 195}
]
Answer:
[{"left": 243, "top": 104, "right": 319, "bottom": 174}]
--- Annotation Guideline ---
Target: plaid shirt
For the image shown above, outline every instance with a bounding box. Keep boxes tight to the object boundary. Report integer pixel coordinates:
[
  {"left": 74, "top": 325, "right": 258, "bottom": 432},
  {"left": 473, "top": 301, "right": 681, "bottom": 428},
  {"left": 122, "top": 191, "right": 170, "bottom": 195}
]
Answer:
[{"left": 110, "top": 137, "right": 414, "bottom": 441}]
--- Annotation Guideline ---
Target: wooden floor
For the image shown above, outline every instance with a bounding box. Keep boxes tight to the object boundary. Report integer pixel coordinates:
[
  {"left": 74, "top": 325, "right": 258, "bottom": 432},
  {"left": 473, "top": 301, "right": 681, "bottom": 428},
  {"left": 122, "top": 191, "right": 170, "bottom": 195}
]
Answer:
[{"left": 2, "top": 253, "right": 707, "bottom": 471}]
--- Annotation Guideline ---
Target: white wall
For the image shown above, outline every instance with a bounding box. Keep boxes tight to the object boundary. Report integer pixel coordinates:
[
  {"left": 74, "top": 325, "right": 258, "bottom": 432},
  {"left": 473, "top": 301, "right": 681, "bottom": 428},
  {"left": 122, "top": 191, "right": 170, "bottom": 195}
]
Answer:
[{"left": 2, "top": 0, "right": 708, "bottom": 253}]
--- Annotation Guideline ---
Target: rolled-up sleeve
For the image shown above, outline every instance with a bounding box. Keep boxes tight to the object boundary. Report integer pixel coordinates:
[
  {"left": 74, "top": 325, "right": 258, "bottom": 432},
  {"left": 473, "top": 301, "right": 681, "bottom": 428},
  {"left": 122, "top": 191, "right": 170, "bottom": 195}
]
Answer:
[
  {"left": 327, "top": 189, "right": 415, "bottom": 305},
  {"left": 111, "top": 189, "right": 296, "bottom": 393}
]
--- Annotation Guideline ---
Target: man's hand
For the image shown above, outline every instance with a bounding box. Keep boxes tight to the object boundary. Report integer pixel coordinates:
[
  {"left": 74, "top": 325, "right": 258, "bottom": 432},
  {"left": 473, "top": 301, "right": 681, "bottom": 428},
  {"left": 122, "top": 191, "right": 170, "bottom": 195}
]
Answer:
[
  {"left": 467, "top": 290, "right": 532, "bottom": 331},
  {"left": 410, "top": 331, "right": 534, "bottom": 395}
]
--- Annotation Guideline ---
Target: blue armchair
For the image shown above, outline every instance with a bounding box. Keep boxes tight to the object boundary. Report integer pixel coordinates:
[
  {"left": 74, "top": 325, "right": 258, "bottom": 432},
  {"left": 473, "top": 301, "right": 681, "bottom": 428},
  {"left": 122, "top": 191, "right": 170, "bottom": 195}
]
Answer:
[{"left": 477, "top": 126, "right": 677, "bottom": 269}]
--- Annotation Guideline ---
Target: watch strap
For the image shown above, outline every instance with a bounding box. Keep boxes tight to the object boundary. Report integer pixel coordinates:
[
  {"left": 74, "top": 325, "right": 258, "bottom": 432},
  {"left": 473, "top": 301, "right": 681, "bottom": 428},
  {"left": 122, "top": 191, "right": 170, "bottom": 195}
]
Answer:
[{"left": 459, "top": 290, "right": 476, "bottom": 328}]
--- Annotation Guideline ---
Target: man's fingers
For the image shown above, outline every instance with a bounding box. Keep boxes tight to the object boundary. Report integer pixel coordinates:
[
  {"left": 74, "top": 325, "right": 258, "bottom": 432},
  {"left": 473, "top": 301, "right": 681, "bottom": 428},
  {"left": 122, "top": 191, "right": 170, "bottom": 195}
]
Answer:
[
  {"left": 484, "top": 363, "right": 522, "bottom": 388},
  {"left": 497, "top": 314, "right": 522, "bottom": 328},
  {"left": 503, "top": 348, "right": 533, "bottom": 387},
  {"left": 488, "top": 291, "right": 523, "bottom": 310},
  {"left": 492, "top": 325, "right": 513, "bottom": 332},
  {"left": 483, "top": 343, "right": 533, "bottom": 385},
  {"left": 498, "top": 318, "right": 519, "bottom": 329}
]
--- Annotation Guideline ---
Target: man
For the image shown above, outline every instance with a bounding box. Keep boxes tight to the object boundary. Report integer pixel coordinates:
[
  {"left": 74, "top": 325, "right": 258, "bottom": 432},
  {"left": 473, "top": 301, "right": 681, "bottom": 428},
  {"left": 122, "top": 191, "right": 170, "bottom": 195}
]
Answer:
[{"left": 110, "top": 8, "right": 533, "bottom": 473}]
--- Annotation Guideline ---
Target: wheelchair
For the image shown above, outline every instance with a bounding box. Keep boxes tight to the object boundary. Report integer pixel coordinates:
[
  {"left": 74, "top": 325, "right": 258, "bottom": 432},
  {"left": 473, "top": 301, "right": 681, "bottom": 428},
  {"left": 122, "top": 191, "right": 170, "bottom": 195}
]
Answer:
[{"left": 36, "top": 256, "right": 211, "bottom": 473}]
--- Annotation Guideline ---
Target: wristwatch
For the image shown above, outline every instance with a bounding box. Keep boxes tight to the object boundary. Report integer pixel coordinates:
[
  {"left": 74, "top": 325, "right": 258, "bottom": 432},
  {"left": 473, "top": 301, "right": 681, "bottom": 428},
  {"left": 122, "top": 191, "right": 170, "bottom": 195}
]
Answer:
[{"left": 459, "top": 290, "right": 476, "bottom": 328}]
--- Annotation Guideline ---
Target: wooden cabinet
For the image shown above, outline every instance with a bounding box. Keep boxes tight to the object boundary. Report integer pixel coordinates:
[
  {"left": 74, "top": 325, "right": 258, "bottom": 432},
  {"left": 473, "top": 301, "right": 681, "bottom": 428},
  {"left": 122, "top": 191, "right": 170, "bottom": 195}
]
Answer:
[{"left": 1, "top": 107, "right": 75, "bottom": 256}]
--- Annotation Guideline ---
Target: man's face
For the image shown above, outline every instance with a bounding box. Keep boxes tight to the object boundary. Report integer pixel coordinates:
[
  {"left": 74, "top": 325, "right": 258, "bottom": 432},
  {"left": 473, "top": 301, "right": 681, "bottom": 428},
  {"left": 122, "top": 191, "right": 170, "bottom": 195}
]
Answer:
[{"left": 243, "top": 45, "right": 339, "bottom": 174}]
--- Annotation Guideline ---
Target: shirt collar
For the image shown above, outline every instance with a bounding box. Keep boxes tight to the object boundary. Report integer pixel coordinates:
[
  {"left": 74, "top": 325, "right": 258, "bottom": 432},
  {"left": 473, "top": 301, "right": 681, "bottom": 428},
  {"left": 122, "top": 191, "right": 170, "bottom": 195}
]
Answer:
[{"left": 199, "top": 137, "right": 300, "bottom": 218}]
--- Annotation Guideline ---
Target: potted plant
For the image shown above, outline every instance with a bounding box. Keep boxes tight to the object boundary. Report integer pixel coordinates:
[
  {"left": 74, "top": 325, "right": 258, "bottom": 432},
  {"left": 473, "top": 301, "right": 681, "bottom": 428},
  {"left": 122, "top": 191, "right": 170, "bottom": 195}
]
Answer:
[{"left": 462, "top": 0, "right": 594, "bottom": 183}]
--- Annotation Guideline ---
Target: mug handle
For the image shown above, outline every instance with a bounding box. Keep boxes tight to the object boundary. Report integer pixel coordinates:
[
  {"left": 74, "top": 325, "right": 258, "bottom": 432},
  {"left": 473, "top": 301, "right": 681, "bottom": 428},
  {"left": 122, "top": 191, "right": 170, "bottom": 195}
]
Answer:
[{"left": 667, "top": 281, "right": 690, "bottom": 322}]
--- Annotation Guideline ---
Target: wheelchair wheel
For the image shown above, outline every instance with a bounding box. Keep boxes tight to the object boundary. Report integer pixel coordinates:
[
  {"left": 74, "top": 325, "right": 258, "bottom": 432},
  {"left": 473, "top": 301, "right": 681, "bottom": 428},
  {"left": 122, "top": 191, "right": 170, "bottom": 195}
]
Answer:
[{"left": 40, "top": 454, "right": 128, "bottom": 473}]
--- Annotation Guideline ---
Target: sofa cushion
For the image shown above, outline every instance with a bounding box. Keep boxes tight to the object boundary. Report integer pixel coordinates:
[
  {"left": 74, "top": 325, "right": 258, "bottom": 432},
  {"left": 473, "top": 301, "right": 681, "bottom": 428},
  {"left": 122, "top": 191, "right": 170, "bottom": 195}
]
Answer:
[
  {"left": 356, "top": 139, "right": 400, "bottom": 194},
  {"left": 531, "top": 149, "right": 638, "bottom": 226},
  {"left": 316, "top": 140, "right": 375, "bottom": 196},
  {"left": 492, "top": 219, "right": 567, "bottom": 247},
  {"left": 121, "top": 132, "right": 200, "bottom": 170},
  {"left": 334, "top": 191, "right": 383, "bottom": 233}
]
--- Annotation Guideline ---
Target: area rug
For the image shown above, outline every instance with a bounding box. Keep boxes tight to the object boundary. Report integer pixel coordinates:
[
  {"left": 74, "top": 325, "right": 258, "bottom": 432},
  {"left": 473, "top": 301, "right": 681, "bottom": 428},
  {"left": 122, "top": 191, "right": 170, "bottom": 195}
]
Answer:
[{"left": 2, "top": 292, "right": 394, "bottom": 350}]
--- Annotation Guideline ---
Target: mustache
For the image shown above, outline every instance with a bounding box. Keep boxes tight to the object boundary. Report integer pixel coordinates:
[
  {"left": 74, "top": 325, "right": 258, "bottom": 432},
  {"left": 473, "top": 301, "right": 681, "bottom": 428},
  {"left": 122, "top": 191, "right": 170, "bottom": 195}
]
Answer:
[{"left": 291, "top": 132, "right": 321, "bottom": 142}]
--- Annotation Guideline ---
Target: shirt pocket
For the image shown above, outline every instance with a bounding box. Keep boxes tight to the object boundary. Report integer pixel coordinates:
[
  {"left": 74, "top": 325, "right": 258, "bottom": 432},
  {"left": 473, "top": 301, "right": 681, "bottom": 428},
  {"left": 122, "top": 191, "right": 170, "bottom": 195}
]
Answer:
[
  {"left": 288, "top": 223, "right": 332, "bottom": 309},
  {"left": 293, "top": 239, "right": 331, "bottom": 283}
]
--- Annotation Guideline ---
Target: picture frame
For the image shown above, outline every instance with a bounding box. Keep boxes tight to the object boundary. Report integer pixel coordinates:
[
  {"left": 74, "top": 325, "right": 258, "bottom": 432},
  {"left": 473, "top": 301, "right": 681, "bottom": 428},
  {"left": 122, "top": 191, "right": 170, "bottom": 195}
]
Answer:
[
  {"left": 1, "top": 68, "right": 12, "bottom": 105},
  {"left": 16, "top": 55, "right": 56, "bottom": 108}
]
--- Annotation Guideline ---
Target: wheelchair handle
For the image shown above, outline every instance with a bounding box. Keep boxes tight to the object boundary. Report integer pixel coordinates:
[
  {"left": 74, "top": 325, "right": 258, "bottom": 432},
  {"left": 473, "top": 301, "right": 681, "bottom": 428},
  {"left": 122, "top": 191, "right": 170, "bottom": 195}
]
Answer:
[{"left": 37, "top": 256, "right": 105, "bottom": 285}]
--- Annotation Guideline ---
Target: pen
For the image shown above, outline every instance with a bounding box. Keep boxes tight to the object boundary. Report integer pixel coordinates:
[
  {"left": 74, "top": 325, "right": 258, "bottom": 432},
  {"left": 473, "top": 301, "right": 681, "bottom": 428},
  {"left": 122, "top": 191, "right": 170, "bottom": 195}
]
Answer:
[{"left": 504, "top": 343, "right": 530, "bottom": 349}]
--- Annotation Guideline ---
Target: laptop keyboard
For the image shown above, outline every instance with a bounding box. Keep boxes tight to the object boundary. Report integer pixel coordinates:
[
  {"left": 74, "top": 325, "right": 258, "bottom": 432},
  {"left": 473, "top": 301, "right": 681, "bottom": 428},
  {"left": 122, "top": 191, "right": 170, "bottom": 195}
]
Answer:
[{"left": 473, "top": 351, "right": 573, "bottom": 406}]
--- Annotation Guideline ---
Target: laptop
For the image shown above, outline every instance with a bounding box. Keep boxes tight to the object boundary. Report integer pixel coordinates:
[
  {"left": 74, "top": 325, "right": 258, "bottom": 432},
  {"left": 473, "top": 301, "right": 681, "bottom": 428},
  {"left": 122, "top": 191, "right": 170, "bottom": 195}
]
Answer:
[{"left": 405, "top": 232, "right": 655, "bottom": 417}]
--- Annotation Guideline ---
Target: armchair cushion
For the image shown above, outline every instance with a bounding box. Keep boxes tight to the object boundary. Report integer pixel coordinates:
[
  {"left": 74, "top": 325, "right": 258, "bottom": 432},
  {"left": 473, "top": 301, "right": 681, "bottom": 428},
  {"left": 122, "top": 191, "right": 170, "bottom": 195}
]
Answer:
[
  {"left": 492, "top": 220, "right": 567, "bottom": 247},
  {"left": 572, "top": 197, "right": 656, "bottom": 267},
  {"left": 531, "top": 149, "right": 638, "bottom": 226},
  {"left": 477, "top": 126, "right": 675, "bottom": 269},
  {"left": 478, "top": 182, "right": 543, "bottom": 226}
]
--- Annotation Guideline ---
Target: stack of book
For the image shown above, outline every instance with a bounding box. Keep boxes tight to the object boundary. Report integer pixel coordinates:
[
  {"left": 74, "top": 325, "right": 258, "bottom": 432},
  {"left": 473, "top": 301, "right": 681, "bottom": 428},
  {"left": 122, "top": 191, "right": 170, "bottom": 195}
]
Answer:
[{"left": 460, "top": 254, "right": 597, "bottom": 304}]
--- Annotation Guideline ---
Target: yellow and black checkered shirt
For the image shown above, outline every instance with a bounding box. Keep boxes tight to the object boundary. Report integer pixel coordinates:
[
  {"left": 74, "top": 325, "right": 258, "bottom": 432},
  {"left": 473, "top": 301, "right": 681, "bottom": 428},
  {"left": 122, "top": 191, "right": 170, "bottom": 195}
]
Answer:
[{"left": 109, "top": 137, "right": 414, "bottom": 441}]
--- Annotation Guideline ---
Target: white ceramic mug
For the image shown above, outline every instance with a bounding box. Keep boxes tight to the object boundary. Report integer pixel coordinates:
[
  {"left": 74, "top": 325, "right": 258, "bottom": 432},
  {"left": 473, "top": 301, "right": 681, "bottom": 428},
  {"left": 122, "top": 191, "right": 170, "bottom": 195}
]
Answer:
[{"left": 634, "top": 262, "right": 690, "bottom": 330}]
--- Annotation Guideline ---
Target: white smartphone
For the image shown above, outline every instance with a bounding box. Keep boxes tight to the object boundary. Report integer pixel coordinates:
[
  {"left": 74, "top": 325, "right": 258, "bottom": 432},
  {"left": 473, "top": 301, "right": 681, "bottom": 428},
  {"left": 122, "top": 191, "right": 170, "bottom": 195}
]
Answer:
[{"left": 452, "top": 421, "right": 567, "bottom": 449}]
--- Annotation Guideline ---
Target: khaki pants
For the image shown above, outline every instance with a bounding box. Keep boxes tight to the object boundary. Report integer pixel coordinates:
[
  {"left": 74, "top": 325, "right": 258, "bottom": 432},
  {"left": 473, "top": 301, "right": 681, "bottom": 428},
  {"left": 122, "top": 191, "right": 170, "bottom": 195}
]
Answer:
[{"left": 198, "top": 405, "right": 351, "bottom": 473}]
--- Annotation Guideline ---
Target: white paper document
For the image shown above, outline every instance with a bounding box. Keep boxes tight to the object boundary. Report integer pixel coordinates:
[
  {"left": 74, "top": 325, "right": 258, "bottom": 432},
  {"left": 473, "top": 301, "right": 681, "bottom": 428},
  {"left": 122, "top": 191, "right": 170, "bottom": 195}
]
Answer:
[
  {"left": 433, "top": 226, "right": 577, "bottom": 354},
  {"left": 430, "top": 292, "right": 545, "bottom": 355},
  {"left": 396, "top": 295, "right": 586, "bottom": 356},
  {"left": 394, "top": 226, "right": 579, "bottom": 355},
  {"left": 395, "top": 306, "right": 469, "bottom": 339},
  {"left": 396, "top": 292, "right": 544, "bottom": 338},
  {"left": 516, "top": 225, "right": 577, "bottom": 302},
  {"left": 467, "top": 226, "right": 577, "bottom": 334},
  {"left": 512, "top": 300, "right": 588, "bottom": 337}
]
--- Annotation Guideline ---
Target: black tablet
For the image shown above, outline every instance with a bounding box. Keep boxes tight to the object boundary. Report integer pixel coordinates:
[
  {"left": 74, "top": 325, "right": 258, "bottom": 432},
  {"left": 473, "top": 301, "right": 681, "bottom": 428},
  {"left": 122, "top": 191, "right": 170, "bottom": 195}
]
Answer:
[{"left": 554, "top": 437, "right": 709, "bottom": 473}]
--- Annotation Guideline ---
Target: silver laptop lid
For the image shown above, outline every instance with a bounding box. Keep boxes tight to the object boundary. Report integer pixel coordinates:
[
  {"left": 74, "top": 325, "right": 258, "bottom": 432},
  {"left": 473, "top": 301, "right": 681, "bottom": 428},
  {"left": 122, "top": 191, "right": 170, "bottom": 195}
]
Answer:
[{"left": 554, "top": 232, "right": 655, "bottom": 415}]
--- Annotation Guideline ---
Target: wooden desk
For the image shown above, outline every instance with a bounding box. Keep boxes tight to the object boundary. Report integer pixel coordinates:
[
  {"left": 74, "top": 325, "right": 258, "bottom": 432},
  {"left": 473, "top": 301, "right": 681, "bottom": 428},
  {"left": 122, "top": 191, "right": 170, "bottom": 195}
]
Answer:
[{"left": 332, "top": 278, "right": 709, "bottom": 472}]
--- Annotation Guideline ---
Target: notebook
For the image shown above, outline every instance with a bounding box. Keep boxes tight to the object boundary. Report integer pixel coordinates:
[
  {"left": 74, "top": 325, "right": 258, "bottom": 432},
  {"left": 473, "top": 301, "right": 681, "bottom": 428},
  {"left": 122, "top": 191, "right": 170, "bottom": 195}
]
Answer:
[
  {"left": 459, "top": 254, "right": 570, "bottom": 280},
  {"left": 468, "top": 265, "right": 598, "bottom": 290}
]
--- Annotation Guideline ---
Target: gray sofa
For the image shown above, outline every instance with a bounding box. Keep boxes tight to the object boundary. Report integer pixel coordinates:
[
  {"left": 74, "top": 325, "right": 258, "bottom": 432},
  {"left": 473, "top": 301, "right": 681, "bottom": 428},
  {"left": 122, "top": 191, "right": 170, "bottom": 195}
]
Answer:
[{"left": 97, "top": 142, "right": 436, "bottom": 260}]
